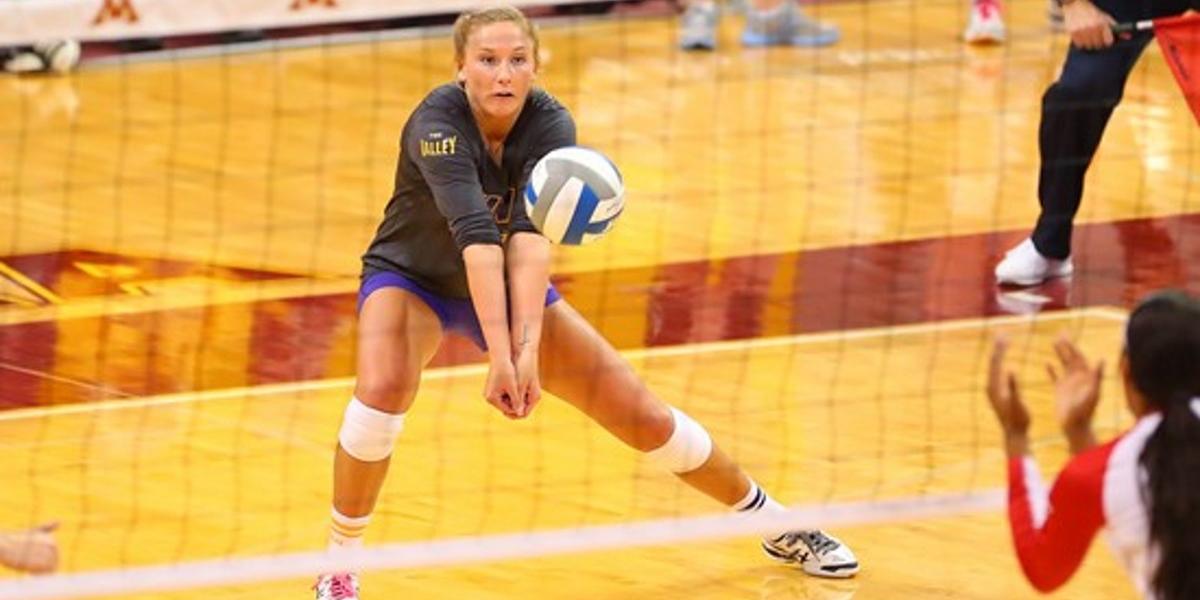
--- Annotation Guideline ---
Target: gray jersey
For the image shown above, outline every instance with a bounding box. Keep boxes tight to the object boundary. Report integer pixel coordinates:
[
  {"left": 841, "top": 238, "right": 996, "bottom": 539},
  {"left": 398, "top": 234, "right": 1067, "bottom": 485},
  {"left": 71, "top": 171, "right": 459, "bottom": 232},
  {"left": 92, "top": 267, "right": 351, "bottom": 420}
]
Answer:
[{"left": 362, "top": 83, "right": 576, "bottom": 298}]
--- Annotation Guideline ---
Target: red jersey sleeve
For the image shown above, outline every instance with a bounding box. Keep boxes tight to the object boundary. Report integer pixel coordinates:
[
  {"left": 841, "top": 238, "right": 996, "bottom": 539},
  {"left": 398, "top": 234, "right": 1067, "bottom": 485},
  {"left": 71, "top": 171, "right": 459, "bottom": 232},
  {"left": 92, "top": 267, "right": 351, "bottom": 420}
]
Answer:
[{"left": 1006, "top": 439, "right": 1119, "bottom": 592}]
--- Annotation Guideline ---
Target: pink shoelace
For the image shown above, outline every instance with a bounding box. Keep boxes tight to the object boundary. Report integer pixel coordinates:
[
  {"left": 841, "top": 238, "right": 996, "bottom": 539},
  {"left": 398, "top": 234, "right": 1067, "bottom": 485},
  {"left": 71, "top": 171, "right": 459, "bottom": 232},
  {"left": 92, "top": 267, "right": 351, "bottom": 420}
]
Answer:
[
  {"left": 976, "top": 0, "right": 1002, "bottom": 19},
  {"left": 316, "top": 574, "right": 356, "bottom": 600}
]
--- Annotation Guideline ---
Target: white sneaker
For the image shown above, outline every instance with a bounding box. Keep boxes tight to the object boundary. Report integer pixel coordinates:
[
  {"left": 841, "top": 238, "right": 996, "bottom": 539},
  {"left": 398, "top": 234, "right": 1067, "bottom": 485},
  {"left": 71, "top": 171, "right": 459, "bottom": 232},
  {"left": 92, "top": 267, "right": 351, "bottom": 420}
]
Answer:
[
  {"left": 963, "top": 0, "right": 1006, "bottom": 44},
  {"left": 762, "top": 529, "right": 859, "bottom": 578},
  {"left": 679, "top": 2, "right": 719, "bottom": 51},
  {"left": 33, "top": 40, "right": 81, "bottom": 74},
  {"left": 313, "top": 573, "right": 359, "bottom": 600},
  {"left": 994, "top": 238, "right": 1073, "bottom": 286},
  {"left": 3, "top": 49, "right": 44, "bottom": 74},
  {"left": 741, "top": 3, "right": 840, "bottom": 48},
  {"left": 3, "top": 40, "right": 80, "bottom": 74}
]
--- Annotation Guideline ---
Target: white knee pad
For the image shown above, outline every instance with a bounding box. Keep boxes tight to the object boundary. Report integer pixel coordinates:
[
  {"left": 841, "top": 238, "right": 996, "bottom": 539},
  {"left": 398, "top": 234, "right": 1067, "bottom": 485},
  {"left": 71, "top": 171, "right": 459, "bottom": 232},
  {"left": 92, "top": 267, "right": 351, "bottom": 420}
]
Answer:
[
  {"left": 338, "top": 397, "right": 406, "bottom": 462},
  {"left": 644, "top": 406, "right": 713, "bottom": 473}
]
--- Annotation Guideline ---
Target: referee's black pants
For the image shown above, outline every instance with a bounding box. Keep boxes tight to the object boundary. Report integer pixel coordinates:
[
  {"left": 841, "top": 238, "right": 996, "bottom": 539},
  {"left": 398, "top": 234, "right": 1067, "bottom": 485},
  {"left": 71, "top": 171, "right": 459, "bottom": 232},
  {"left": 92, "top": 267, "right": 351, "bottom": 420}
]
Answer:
[{"left": 1032, "top": 0, "right": 1197, "bottom": 259}]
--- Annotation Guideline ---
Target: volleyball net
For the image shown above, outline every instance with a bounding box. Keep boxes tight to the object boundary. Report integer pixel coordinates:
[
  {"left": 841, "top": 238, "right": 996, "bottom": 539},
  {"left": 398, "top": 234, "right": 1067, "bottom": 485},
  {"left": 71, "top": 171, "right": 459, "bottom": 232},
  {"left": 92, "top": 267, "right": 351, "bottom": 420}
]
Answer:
[{"left": 2, "top": 1, "right": 1198, "bottom": 598}]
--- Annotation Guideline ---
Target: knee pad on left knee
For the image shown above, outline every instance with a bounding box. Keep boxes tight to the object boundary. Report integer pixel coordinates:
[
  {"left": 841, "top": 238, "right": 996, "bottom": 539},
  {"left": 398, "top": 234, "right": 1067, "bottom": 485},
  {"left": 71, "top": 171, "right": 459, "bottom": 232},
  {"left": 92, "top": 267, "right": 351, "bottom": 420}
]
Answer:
[
  {"left": 644, "top": 406, "right": 713, "bottom": 473},
  {"left": 338, "top": 397, "right": 406, "bottom": 462}
]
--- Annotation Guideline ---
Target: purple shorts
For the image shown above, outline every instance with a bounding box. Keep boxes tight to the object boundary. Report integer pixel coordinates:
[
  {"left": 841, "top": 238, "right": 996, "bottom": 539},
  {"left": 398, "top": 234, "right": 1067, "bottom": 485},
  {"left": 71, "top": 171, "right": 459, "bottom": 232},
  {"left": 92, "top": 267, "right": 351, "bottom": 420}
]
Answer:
[{"left": 358, "top": 271, "right": 562, "bottom": 351}]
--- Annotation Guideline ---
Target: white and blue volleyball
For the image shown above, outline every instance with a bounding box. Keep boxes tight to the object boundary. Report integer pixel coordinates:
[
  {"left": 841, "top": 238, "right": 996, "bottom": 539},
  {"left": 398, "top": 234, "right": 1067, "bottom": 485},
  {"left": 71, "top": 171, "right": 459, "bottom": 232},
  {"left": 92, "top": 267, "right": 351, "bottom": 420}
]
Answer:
[{"left": 523, "top": 146, "right": 624, "bottom": 245}]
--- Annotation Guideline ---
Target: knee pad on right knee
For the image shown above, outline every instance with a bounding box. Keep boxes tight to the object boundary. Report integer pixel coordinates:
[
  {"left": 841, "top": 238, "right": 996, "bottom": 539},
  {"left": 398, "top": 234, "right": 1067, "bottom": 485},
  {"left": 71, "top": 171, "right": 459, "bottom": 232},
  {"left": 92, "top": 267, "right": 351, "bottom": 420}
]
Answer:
[
  {"left": 644, "top": 406, "right": 713, "bottom": 474},
  {"left": 338, "top": 397, "right": 406, "bottom": 462}
]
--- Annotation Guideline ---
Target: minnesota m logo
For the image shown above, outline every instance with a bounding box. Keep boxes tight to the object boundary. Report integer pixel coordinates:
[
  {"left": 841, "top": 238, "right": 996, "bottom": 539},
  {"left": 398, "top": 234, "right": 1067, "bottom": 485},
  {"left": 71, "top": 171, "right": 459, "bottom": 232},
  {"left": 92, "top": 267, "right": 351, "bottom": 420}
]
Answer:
[
  {"left": 290, "top": 0, "right": 338, "bottom": 9},
  {"left": 91, "top": 0, "right": 139, "bottom": 25}
]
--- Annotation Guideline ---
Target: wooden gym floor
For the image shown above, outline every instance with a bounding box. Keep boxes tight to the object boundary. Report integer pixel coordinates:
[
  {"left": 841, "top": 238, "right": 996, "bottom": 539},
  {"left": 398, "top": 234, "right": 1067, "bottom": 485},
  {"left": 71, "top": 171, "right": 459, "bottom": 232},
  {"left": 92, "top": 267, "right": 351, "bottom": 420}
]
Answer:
[{"left": 2, "top": 0, "right": 1199, "bottom": 597}]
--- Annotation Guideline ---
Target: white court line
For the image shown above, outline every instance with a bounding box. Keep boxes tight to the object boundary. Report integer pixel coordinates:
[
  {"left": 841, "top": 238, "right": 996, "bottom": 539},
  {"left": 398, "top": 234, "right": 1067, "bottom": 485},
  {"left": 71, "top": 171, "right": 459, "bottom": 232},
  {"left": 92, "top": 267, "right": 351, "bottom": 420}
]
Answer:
[
  {"left": 3, "top": 490, "right": 1004, "bottom": 600},
  {"left": 0, "top": 363, "right": 133, "bottom": 399},
  {"left": 1086, "top": 305, "right": 1129, "bottom": 322},
  {"left": 0, "top": 306, "right": 1124, "bottom": 423}
]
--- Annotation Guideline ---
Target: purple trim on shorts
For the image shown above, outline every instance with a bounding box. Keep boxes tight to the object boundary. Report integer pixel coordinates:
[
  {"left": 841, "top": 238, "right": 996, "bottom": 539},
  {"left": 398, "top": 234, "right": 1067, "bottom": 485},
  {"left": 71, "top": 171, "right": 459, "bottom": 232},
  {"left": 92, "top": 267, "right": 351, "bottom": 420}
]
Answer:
[{"left": 358, "top": 271, "right": 561, "bottom": 351}]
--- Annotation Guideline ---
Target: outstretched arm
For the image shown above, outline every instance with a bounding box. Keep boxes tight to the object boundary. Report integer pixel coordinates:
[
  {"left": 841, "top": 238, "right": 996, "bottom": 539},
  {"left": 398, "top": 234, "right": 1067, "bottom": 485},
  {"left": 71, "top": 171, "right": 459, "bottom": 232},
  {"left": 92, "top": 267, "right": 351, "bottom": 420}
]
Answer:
[
  {"left": 987, "top": 335, "right": 1112, "bottom": 592},
  {"left": 506, "top": 231, "right": 551, "bottom": 418},
  {"left": 464, "top": 243, "right": 521, "bottom": 418}
]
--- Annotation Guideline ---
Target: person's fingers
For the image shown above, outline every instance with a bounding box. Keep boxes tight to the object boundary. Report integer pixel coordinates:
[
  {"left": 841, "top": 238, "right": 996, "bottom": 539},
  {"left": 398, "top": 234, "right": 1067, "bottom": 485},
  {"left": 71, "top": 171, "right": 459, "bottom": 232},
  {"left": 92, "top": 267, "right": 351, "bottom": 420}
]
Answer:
[
  {"left": 505, "top": 375, "right": 526, "bottom": 417},
  {"left": 523, "top": 383, "right": 542, "bottom": 417},
  {"left": 1075, "top": 25, "right": 1103, "bottom": 50},
  {"left": 988, "top": 336, "right": 1010, "bottom": 394},
  {"left": 514, "top": 379, "right": 531, "bottom": 413},
  {"left": 1006, "top": 371, "right": 1030, "bottom": 431},
  {"left": 1071, "top": 29, "right": 1088, "bottom": 49},
  {"left": 1046, "top": 363, "right": 1059, "bottom": 383},
  {"left": 487, "top": 389, "right": 517, "bottom": 418},
  {"left": 1057, "top": 335, "right": 1092, "bottom": 371},
  {"left": 1053, "top": 336, "right": 1074, "bottom": 368},
  {"left": 486, "top": 393, "right": 505, "bottom": 413}
]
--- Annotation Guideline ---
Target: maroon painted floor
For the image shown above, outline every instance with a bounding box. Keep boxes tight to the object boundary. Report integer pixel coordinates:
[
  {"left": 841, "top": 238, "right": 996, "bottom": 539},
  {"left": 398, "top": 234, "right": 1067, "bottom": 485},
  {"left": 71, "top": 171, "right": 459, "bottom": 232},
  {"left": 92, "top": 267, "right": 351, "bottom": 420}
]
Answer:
[{"left": 2, "top": 215, "right": 1197, "bottom": 410}]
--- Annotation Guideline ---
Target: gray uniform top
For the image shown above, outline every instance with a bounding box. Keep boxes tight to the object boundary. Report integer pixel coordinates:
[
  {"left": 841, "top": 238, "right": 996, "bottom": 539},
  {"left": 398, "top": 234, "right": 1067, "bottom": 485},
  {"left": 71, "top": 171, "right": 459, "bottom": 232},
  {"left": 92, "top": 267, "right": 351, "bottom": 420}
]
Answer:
[{"left": 362, "top": 83, "right": 576, "bottom": 298}]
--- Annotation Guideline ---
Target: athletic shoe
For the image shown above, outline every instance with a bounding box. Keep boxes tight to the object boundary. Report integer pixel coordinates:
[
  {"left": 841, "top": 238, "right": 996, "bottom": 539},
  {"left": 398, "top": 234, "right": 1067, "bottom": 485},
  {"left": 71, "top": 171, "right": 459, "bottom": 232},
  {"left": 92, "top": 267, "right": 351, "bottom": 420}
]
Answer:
[
  {"left": 313, "top": 573, "right": 359, "bottom": 600},
  {"left": 741, "top": 3, "right": 840, "bottom": 48},
  {"left": 964, "top": 0, "right": 1006, "bottom": 44},
  {"left": 679, "top": 3, "right": 719, "bottom": 51},
  {"left": 33, "top": 40, "right": 81, "bottom": 73},
  {"left": 994, "top": 238, "right": 1073, "bottom": 286},
  {"left": 762, "top": 529, "right": 860, "bottom": 578}
]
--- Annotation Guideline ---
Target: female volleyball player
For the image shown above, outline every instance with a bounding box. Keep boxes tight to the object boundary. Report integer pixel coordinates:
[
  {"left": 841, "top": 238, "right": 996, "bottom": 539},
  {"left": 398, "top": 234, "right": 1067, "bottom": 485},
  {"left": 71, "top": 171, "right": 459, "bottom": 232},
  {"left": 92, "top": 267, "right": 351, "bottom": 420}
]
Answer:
[
  {"left": 986, "top": 290, "right": 1200, "bottom": 599},
  {"left": 314, "top": 6, "right": 857, "bottom": 599}
]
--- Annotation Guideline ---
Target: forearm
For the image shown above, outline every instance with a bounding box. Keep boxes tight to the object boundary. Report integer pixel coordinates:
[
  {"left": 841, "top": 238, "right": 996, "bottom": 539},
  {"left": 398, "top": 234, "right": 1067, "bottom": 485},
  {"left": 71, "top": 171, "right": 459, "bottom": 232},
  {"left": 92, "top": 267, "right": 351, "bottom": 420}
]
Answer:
[
  {"left": 1006, "top": 447, "right": 1108, "bottom": 593},
  {"left": 463, "top": 243, "right": 513, "bottom": 362},
  {"left": 1007, "top": 457, "right": 1075, "bottom": 592},
  {"left": 505, "top": 232, "right": 551, "bottom": 354}
]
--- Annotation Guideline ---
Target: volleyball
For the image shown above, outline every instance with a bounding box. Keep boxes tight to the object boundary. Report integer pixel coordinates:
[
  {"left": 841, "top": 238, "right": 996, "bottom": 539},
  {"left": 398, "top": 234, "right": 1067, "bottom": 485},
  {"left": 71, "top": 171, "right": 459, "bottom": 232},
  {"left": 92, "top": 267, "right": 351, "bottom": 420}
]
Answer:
[{"left": 523, "top": 146, "right": 624, "bottom": 245}]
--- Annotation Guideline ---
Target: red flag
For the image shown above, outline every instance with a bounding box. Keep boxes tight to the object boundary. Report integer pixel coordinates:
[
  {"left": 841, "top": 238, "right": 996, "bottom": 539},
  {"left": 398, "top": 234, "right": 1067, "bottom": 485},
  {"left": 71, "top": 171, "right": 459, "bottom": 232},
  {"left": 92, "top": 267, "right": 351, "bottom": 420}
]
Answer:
[{"left": 1153, "top": 14, "right": 1200, "bottom": 126}]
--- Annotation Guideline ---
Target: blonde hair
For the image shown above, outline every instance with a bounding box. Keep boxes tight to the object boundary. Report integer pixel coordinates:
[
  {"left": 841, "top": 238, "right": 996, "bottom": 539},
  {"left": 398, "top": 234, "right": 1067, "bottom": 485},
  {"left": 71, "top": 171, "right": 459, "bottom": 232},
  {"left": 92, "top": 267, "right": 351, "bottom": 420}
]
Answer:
[{"left": 453, "top": 5, "right": 540, "bottom": 70}]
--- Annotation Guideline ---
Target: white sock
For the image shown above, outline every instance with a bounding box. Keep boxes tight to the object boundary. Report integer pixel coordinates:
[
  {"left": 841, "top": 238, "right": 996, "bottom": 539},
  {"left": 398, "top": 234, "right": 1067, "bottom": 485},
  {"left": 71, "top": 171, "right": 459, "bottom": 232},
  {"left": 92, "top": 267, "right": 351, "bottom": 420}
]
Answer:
[
  {"left": 733, "top": 479, "right": 784, "bottom": 512},
  {"left": 733, "top": 480, "right": 789, "bottom": 541},
  {"left": 328, "top": 507, "right": 370, "bottom": 552}
]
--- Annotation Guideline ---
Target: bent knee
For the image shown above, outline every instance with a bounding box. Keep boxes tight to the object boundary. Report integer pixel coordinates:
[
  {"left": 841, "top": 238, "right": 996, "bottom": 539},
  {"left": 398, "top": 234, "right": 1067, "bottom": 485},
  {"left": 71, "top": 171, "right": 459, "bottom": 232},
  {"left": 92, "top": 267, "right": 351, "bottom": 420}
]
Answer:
[
  {"left": 643, "top": 406, "right": 713, "bottom": 473},
  {"left": 632, "top": 403, "right": 676, "bottom": 452},
  {"left": 354, "top": 373, "right": 420, "bottom": 414}
]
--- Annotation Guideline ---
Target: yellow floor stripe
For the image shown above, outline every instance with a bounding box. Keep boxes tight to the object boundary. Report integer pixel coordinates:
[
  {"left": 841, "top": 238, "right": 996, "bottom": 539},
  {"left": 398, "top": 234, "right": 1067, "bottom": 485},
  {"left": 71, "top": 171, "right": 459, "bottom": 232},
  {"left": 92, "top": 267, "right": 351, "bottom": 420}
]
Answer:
[{"left": 0, "top": 261, "right": 64, "bottom": 305}]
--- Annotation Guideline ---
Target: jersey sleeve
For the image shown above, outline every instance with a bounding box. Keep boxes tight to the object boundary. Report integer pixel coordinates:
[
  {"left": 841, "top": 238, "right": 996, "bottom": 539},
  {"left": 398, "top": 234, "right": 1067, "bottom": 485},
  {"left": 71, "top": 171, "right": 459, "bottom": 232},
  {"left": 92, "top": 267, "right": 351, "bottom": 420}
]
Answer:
[
  {"left": 1007, "top": 440, "right": 1117, "bottom": 592},
  {"left": 406, "top": 119, "right": 502, "bottom": 249},
  {"left": 511, "top": 109, "right": 578, "bottom": 236}
]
